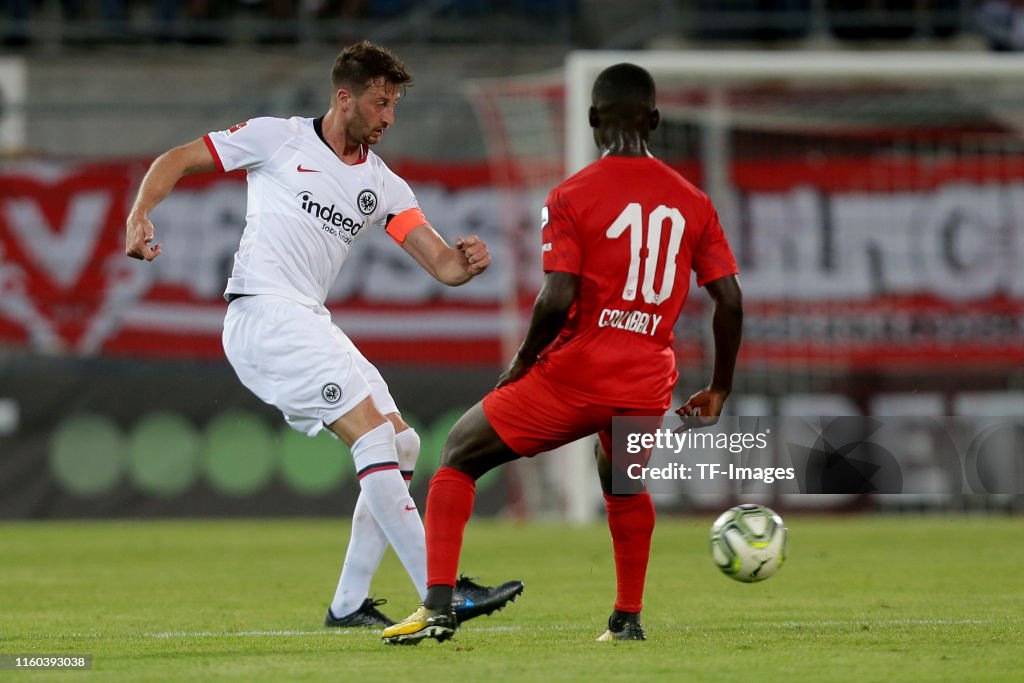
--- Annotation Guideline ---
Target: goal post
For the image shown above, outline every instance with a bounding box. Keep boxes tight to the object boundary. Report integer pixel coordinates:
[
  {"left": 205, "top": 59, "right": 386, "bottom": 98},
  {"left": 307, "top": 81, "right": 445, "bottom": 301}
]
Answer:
[
  {"left": 566, "top": 50, "right": 1024, "bottom": 177},
  {"left": 470, "top": 51, "right": 1024, "bottom": 519},
  {"left": 562, "top": 50, "right": 1024, "bottom": 515}
]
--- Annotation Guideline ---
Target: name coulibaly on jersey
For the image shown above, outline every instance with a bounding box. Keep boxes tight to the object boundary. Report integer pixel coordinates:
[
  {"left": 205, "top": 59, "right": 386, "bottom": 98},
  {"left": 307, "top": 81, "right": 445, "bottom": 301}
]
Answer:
[{"left": 537, "top": 156, "right": 738, "bottom": 409}]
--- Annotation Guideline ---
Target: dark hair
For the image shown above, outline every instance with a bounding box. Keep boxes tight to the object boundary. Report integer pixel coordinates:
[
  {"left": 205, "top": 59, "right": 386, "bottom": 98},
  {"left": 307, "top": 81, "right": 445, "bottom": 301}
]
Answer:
[
  {"left": 331, "top": 41, "right": 412, "bottom": 94},
  {"left": 592, "top": 63, "right": 656, "bottom": 110}
]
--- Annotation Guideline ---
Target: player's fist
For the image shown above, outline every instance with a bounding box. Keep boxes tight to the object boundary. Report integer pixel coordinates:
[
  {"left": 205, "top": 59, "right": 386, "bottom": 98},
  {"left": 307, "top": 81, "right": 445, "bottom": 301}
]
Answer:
[
  {"left": 456, "top": 235, "right": 490, "bottom": 276},
  {"left": 125, "top": 212, "right": 162, "bottom": 261}
]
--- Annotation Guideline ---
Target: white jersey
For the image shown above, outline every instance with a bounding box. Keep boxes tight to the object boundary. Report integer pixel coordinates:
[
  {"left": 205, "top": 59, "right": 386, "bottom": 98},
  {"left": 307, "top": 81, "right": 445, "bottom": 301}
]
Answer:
[{"left": 204, "top": 116, "right": 420, "bottom": 307}]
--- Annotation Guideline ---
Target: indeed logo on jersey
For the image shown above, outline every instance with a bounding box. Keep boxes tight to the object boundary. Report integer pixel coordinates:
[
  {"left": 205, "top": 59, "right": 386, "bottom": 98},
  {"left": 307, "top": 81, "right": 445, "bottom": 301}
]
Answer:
[
  {"left": 298, "top": 191, "right": 365, "bottom": 242},
  {"left": 598, "top": 309, "right": 664, "bottom": 337}
]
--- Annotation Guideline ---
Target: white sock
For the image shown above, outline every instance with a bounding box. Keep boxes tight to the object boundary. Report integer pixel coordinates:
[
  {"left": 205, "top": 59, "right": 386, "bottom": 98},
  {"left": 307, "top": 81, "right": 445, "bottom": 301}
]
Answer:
[
  {"left": 356, "top": 438, "right": 426, "bottom": 601},
  {"left": 336, "top": 422, "right": 426, "bottom": 612},
  {"left": 331, "top": 427, "right": 420, "bottom": 617}
]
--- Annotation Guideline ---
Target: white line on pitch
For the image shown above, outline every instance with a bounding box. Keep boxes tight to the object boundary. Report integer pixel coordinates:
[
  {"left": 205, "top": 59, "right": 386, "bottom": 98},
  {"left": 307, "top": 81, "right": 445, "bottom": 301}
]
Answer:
[
  {"left": 144, "top": 625, "right": 535, "bottom": 639},
  {"left": 776, "top": 619, "right": 1002, "bottom": 628},
  {"left": 55, "top": 618, "right": 1017, "bottom": 641}
]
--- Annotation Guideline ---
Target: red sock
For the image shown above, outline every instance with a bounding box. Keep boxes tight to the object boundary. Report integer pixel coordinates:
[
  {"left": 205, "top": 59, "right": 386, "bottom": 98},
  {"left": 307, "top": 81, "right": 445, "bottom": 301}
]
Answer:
[
  {"left": 425, "top": 466, "right": 477, "bottom": 588},
  {"left": 604, "top": 491, "right": 655, "bottom": 613}
]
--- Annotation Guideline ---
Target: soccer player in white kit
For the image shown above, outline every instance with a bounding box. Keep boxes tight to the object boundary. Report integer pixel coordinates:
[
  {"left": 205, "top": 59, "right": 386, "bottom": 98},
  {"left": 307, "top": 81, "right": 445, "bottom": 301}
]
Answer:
[{"left": 125, "top": 41, "right": 523, "bottom": 628}]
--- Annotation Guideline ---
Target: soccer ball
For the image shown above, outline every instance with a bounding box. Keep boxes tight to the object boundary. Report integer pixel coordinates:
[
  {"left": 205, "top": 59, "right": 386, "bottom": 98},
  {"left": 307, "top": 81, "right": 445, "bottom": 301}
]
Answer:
[{"left": 709, "top": 504, "right": 787, "bottom": 583}]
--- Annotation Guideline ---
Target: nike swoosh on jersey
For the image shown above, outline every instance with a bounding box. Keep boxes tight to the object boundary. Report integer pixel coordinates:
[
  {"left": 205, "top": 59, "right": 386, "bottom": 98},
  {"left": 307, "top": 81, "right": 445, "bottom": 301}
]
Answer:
[{"left": 296, "top": 164, "right": 320, "bottom": 173}]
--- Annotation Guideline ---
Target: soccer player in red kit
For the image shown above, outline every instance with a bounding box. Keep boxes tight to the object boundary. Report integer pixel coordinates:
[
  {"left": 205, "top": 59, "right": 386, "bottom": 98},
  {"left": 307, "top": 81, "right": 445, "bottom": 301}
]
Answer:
[{"left": 383, "top": 62, "right": 743, "bottom": 644}]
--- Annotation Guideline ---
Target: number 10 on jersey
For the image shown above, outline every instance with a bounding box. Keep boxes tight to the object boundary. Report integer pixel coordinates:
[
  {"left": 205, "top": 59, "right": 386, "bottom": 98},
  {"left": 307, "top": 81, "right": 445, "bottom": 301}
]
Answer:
[{"left": 606, "top": 203, "right": 685, "bottom": 305}]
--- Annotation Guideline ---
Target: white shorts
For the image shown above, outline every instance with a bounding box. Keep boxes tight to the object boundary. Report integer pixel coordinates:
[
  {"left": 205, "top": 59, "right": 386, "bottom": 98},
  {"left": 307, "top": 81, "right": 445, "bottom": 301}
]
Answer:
[{"left": 222, "top": 294, "right": 399, "bottom": 437}]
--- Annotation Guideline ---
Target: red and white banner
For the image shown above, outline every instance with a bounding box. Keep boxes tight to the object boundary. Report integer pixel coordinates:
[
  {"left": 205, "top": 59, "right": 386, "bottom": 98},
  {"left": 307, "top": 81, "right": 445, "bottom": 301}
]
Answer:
[
  {"left": 1, "top": 156, "right": 1022, "bottom": 368},
  {"left": 0, "top": 159, "right": 523, "bottom": 363},
  {"left": 728, "top": 155, "right": 1024, "bottom": 369}
]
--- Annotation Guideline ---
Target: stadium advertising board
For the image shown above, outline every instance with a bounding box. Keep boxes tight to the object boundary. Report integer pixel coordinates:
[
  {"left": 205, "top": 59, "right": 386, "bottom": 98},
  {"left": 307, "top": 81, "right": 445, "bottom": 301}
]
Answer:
[{"left": 1, "top": 157, "right": 1022, "bottom": 368}]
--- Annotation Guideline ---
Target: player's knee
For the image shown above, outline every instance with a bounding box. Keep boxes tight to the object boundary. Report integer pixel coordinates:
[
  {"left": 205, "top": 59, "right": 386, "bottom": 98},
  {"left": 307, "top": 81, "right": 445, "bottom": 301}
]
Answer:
[
  {"left": 441, "top": 436, "right": 495, "bottom": 480},
  {"left": 352, "top": 420, "right": 396, "bottom": 452},
  {"left": 394, "top": 426, "right": 420, "bottom": 460},
  {"left": 439, "top": 438, "right": 469, "bottom": 471}
]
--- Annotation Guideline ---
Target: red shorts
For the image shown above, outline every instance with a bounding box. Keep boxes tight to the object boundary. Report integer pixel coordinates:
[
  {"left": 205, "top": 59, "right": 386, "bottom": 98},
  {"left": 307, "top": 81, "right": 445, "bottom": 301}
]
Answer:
[{"left": 482, "top": 368, "right": 669, "bottom": 458}]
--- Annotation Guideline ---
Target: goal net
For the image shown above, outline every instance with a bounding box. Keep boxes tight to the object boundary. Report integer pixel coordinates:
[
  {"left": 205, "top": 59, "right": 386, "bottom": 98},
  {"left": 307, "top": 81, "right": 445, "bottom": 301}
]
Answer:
[{"left": 470, "top": 51, "right": 1024, "bottom": 519}]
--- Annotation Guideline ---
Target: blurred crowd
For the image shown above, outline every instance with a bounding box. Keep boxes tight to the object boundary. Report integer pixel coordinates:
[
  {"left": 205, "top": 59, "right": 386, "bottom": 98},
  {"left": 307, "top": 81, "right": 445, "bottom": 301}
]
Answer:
[
  {"left": 977, "top": 0, "right": 1024, "bottom": 50},
  {"left": 0, "top": 0, "right": 1008, "bottom": 49},
  {"left": 0, "top": 0, "right": 577, "bottom": 45}
]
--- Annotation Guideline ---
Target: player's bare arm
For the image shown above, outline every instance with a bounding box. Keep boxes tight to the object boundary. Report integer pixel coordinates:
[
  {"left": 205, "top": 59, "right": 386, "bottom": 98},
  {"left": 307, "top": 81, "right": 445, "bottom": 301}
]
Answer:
[
  {"left": 497, "top": 271, "right": 580, "bottom": 388},
  {"left": 400, "top": 224, "right": 490, "bottom": 285},
  {"left": 679, "top": 274, "right": 743, "bottom": 420},
  {"left": 125, "top": 138, "right": 218, "bottom": 261}
]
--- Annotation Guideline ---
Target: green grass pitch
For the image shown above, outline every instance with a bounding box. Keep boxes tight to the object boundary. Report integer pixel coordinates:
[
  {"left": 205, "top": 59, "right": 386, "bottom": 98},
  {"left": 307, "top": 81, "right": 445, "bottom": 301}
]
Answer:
[{"left": 1, "top": 515, "right": 1022, "bottom": 682}]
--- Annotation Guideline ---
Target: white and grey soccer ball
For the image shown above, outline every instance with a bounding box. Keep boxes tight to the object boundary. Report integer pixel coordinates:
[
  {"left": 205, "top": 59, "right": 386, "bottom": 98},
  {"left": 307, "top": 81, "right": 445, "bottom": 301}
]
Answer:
[{"left": 710, "top": 504, "right": 787, "bottom": 583}]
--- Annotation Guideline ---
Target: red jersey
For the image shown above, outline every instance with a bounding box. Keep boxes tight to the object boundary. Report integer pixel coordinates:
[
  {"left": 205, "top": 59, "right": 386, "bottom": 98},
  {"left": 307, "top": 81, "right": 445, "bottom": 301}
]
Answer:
[{"left": 536, "top": 155, "right": 738, "bottom": 408}]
